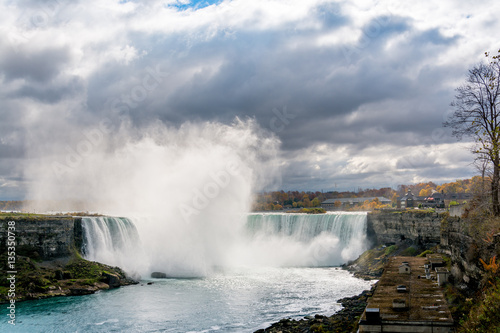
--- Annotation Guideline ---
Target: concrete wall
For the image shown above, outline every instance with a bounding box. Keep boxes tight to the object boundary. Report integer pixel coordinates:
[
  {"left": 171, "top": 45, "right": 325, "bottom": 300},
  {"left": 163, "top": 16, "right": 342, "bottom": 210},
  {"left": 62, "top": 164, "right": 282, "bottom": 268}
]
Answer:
[{"left": 0, "top": 217, "right": 82, "bottom": 259}]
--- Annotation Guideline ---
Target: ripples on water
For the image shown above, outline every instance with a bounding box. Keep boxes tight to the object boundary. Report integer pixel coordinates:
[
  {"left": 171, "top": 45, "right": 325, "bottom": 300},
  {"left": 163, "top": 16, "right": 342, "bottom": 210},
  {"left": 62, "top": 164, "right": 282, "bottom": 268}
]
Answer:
[{"left": 5, "top": 267, "right": 373, "bottom": 333}]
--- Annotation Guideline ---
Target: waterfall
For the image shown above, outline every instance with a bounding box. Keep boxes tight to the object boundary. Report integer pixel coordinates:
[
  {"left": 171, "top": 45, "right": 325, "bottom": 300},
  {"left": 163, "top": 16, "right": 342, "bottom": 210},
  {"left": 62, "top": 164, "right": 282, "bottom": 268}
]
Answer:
[
  {"left": 81, "top": 217, "right": 145, "bottom": 276},
  {"left": 242, "top": 212, "right": 368, "bottom": 267},
  {"left": 80, "top": 212, "right": 368, "bottom": 277}
]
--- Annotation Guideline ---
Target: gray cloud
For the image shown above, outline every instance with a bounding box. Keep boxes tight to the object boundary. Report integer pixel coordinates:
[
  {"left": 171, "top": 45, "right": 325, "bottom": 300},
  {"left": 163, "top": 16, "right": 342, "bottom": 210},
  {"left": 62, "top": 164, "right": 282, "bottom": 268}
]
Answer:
[
  {"left": 10, "top": 75, "right": 84, "bottom": 103},
  {"left": 0, "top": 0, "right": 496, "bottom": 198},
  {"left": 0, "top": 45, "right": 71, "bottom": 83},
  {"left": 107, "top": 14, "right": 460, "bottom": 155}
]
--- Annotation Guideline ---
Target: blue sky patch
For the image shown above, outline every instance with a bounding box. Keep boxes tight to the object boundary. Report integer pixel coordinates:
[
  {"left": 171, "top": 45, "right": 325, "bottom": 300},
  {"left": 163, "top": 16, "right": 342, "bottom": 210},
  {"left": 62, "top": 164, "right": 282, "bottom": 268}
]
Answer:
[{"left": 170, "top": 0, "right": 222, "bottom": 11}]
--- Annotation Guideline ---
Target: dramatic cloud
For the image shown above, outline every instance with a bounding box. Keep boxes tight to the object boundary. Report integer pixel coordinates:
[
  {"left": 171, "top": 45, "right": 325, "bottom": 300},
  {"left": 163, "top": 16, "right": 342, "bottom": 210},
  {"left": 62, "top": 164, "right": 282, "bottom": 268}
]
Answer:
[{"left": 0, "top": 0, "right": 499, "bottom": 199}]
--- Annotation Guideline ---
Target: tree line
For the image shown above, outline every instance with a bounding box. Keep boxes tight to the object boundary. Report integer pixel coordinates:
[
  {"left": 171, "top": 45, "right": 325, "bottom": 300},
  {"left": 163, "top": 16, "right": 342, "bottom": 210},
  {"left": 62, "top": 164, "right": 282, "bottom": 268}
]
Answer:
[{"left": 252, "top": 176, "right": 487, "bottom": 211}]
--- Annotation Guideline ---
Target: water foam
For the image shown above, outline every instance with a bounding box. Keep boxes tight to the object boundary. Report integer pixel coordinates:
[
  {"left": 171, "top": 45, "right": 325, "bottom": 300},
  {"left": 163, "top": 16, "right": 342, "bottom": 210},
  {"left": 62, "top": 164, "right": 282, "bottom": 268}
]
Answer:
[{"left": 81, "top": 212, "right": 369, "bottom": 277}]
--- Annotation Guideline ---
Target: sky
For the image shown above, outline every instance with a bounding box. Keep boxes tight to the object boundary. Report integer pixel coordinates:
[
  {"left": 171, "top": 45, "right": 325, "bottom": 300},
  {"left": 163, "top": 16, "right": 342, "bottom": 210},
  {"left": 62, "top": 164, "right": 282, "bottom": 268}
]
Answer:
[{"left": 0, "top": 0, "right": 499, "bottom": 200}]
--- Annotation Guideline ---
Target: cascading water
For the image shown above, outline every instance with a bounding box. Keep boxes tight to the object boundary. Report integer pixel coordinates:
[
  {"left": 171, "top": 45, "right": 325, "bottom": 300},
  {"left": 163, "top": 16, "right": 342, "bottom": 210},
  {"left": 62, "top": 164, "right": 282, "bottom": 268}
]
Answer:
[
  {"left": 20, "top": 121, "right": 375, "bottom": 332},
  {"left": 81, "top": 217, "right": 145, "bottom": 277},
  {"left": 241, "top": 212, "right": 368, "bottom": 267},
  {"left": 10, "top": 212, "right": 374, "bottom": 333},
  {"left": 80, "top": 212, "right": 368, "bottom": 277}
]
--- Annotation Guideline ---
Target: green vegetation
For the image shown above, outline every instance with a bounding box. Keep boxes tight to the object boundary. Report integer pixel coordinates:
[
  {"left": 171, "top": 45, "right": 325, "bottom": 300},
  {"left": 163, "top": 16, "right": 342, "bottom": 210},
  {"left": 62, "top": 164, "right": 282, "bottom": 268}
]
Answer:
[
  {"left": 347, "top": 245, "right": 403, "bottom": 279},
  {"left": 458, "top": 279, "right": 500, "bottom": 332},
  {"left": 0, "top": 252, "right": 135, "bottom": 303},
  {"left": 384, "top": 245, "right": 398, "bottom": 256},
  {"left": 417, "top": 249, "right": 434, "bottom": 257},
  {"left": 400, "top": 246, "right": 417, "bottom": 256},
  {"left": 443, "top": 284, "right": 474, "bottom": 328},
  {"left": 309, "top": 323, "right": 325, "bottom": 332},
  {"left": 65, "top": 257, "right": 109, "bottom": 284},
  {"left": 0, "top": 212, "right": 52, "bottom": 219},
  {"left": 347, "top": 243, "right": 440, "bottom": 280}
]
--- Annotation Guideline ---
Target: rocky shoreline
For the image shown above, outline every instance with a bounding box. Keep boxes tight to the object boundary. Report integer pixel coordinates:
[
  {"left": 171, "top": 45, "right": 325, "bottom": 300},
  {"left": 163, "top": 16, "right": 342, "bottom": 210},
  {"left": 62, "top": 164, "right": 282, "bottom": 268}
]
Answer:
[
  {"left": 0, "top": 254, "right": 138, "bottom": 304},
  {"left": 255, "top": 287, "right": 375, "bottom": 333},
  {"left": 254, "top": 243, "right": 429, "bottom": 333}
]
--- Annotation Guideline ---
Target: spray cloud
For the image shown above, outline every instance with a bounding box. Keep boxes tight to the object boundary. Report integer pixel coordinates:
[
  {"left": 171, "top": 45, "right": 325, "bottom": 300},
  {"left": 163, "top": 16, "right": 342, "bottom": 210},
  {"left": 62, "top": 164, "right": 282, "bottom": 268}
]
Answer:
[{"left": 25, "top": 117, "right": 281, "bottom": 276}]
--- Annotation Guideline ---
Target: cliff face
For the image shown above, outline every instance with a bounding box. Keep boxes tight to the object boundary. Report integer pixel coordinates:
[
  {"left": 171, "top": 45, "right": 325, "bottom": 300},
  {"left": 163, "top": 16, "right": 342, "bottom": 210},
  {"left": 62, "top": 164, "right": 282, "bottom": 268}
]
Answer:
[
  {"left": 367, "top": 211, "right": 495, "bottom": 289},
  {"left": 440, "top": 215, "right": 499, "bottom": 289},
  {"left": 1, "top": 212, "right": 495, "bottom": 290},
  {"left": 366, "top": 211, "right": 443, "bottom": 246},
  {"left": 0, "top": 216, "right": 83, "bottom": 259},
  {"left": 0, "top": 216, "right": 139, "bottom": 303}
]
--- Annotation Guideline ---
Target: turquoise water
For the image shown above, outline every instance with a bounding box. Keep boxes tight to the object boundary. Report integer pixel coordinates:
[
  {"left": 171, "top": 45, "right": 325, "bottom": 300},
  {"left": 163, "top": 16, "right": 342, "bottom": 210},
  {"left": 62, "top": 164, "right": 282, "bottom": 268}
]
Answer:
[
  {"left": 2, "top": 213, "right": 372, "bottom": 332},
  {"left": 1, "top": 267, "right": 373, "bottom": 333}
]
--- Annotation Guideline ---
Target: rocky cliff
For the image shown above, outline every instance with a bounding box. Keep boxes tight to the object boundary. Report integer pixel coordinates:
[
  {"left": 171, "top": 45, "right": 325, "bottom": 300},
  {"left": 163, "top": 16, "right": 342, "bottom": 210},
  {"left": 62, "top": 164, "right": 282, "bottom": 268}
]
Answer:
[
  {"left": 366, "top": 210, "right": 444, "bottom": 246},
  {"left": 367, "top": 210, "right": 498, "bottom": 290},
  {"left": 2, "top": 212, "right": 496, "bottom": 293},
  {"left": 440, "top": 214, "right": 500, "bottom": 290},
  {"left": 0, "top": 215, "right": 137, "bottom": 303},
  {"left": 0, "top": 215, "right": 83, "bottom": 260}
]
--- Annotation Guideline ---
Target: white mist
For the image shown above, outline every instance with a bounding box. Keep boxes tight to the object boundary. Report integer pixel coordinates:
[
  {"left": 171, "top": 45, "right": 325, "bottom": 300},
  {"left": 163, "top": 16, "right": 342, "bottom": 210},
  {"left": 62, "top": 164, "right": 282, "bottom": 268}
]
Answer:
[{"left": 25, "top": 118, "right": 280, "bottom": 277}]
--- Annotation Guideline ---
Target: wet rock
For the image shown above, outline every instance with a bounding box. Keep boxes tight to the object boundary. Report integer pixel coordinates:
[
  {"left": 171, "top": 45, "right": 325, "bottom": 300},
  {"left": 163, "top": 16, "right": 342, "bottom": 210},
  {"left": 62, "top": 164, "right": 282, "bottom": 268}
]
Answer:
[
  {"left": 102, "top": 271, "right": 121, "bottom": 288},
  {"left": 69, "top": 287, "right": 96, "bottom": 296},
  {"left": 255, "top": 286, "right": 376, "bottom": 333},
  {"left": 151, "top": 272, "right": 168, "bottom": 278},
  {"left": 55, "top": 269, "right": 64, "bottom": 280}
]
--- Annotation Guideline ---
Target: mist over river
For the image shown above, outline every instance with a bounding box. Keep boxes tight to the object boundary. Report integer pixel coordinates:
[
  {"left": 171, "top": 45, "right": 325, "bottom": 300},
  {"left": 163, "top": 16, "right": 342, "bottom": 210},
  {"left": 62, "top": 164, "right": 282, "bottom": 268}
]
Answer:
[
  {"left": 2, "top": 212, "right": 373, "bottom": 332},
  {"left": 5, "top": 267, "right": 373, "bottom": 333}
]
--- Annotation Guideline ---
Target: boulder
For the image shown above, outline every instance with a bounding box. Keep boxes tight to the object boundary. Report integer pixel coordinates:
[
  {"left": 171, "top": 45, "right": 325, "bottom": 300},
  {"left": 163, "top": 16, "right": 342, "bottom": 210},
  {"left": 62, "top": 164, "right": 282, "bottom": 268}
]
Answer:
[
  {"left": 151, "top": 272, "right": 168, "bottom": 278},
  {"left": 102, "top": 271, "right": 121, "bottom": 288},
  {"left": 55, "top": 269, "right": 64, "bottom": 280},
  {"left": 69, "top": 287, "right": 96, "bottom": 296}
]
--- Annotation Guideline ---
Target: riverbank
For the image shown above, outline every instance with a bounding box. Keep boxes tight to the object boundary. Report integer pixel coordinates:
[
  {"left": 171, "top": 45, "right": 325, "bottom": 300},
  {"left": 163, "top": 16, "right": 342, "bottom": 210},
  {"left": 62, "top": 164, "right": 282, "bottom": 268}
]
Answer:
[
  {"left": 0, "top": 213, "right": 138, "bottom": 303},
  {"left": 344, "top": 240, "right": 432, "bottom": 279},
  {"left": 255, "top": 287, "right": 375, "bottom": 333},
  {"left": 255, "top": 240, "right": 440, "bottom": 333},
  {"left": 0, "top": 254, "right": 138, "bottom": 304}
]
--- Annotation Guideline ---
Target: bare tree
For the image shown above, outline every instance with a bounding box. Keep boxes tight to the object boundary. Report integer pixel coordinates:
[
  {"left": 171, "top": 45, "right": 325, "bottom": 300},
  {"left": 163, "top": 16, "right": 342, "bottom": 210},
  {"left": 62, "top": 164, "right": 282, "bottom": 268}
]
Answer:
[
  {"left": 444, "top": 50, "right": 500, "bottom": 215},
  {"left": 471, "top": 153, "right": 491, "bottom": 211}
]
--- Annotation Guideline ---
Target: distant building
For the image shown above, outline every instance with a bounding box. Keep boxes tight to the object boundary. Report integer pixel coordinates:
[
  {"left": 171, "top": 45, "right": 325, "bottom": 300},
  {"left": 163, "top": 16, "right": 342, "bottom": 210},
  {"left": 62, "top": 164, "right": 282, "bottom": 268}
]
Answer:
[
  {"left": 398, "top": 189, "right": 425, "bottom": 208},
  {"left": 398, "top": 262, "right": 411, "bottom": 274},
  {"left": 398, "top": 190, "right": 473, "bottom": 209},
  {"left": 422, "top": 192, "right": 446, "bottom": 208},
  {"left": 436, "top": 267, "right": 450, "bottom": 286},
  {"left": 321, "top": 197, "right": 391, "bottom": 210}
]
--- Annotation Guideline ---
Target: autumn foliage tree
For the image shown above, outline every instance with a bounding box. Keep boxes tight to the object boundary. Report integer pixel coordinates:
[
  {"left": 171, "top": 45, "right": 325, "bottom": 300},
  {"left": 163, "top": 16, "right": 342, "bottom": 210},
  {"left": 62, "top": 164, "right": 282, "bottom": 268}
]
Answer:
[{"left": 444, "top": 50, "right": 500, "bottom": 215}]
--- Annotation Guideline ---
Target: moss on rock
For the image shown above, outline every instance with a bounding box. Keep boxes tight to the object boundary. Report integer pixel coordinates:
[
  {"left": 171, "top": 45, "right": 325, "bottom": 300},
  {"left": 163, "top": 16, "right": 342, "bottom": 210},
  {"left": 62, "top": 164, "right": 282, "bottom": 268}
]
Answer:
[{"left": 0, "top": 254, "right": 138, "bottom": 303}]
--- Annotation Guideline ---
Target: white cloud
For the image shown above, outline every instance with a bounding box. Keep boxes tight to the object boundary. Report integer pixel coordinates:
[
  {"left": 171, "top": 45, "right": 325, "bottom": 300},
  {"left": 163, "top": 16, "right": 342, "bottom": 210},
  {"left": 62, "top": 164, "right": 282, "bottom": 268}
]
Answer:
[{"left": 0, "top": 0, "right": 497, "bottom": 198}]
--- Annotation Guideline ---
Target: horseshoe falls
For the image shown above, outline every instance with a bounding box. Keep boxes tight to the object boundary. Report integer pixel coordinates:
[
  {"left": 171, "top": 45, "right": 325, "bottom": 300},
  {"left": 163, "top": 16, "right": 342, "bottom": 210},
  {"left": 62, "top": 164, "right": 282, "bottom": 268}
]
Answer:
[
  {"left": 243, "top": 212, "right": 368, "bottom": 267},
  {"left": 81, "top": 216, "right": 146, "bottom": 277},
  {"left": 7, "top": 212, "right": 373, "bottom": 333},
  {"left": 80, "top": 212, "right": 368, "bottom": 277}
]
